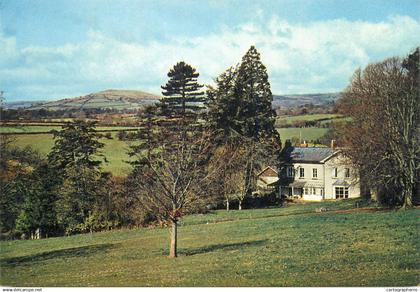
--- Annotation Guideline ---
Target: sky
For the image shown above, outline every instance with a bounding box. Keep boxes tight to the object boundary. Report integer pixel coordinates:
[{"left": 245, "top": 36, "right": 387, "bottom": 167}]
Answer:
[{"left": 1, "top": 0, "right": 419, "bottom": 102}]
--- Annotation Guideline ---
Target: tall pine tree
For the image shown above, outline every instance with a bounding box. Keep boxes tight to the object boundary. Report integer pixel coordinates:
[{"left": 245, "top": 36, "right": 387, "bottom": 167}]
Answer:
[
  {"left": 128, "top": 62, "right": 211, "bottom": 258},
  {"left": 207, "top": 46, "right": 279, "bottom": 143},
  {"left": 48, "top": 121, "right": 105, "bottom": 232},
  {"left": 235, "top": 46, "right": 278, "bottom": 140},
  {"left": 160, "top": 61, "right": 205, "bottom": 124},
  {"left": 206, "top": 65, "right": 239, "bottom": 139}
]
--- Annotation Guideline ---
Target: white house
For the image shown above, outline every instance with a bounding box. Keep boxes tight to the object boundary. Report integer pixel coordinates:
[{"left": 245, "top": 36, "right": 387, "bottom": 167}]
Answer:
[{"left": 256, "top": 147, "right": 360, "bottom": 201}]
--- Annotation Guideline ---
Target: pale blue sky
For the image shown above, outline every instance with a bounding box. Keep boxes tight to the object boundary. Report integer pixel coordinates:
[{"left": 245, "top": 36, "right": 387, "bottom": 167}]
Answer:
[{"left": 1, "top": 0, "right": 419, "bottom": 101}]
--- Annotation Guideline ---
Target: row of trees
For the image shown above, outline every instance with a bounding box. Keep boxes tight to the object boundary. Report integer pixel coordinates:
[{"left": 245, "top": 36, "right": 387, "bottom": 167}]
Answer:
[{"left": 0, "top": 106, "right": 140, "bottom": 121}]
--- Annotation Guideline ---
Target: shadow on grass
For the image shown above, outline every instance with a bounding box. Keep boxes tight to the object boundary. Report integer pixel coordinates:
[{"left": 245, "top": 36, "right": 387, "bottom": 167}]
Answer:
[
  {"left": 179, "top": 239, "right": 268, "bottom": 256},
  {"left": 1, "top": 243, "right": 116, "bottom": 267}
]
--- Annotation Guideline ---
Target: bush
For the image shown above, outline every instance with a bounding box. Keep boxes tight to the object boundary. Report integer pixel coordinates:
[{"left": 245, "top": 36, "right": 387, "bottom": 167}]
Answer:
[{"left": 64, "top": 212, "right": 119, "bottom": 236}]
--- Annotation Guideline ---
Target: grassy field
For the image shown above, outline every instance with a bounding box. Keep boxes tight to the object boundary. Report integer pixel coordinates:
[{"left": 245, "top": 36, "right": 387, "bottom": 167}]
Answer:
[
  {"left": 276, "top": 114, "right": 351, "bottom": 128},
  {"left": 277, "top": 127, "right": 329, "bottom": 142},
  {"left": 276, "top": 114, "right": 341, "bottom": 124},
  {"left": 7, "top": 133, "right": 135, "bottom": 176},
  {"left": 0, "top": 199, "right": 417, "bottom": 287}
]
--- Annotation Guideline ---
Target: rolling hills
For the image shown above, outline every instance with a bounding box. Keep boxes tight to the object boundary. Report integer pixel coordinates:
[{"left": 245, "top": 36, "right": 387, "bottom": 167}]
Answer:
[
  {"left": 27, "top": 89, "right": 161, "bottom": 111},
  {"left": 272, "top": 93, "right": 341, "bottom": 108},
  {"left": 4, "top": 91, "right": 341, "bottom": 111}
]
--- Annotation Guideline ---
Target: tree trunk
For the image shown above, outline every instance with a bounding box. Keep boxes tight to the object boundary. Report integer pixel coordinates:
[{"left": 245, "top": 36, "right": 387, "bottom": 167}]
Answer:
[
  {"left": 169, "top": 220, "right": 178, "bottom": 258},
  {"left": 238, "top": 200, "right": 242, "bottom": 210},
  {"left": 402, "top": 185, "right": 413, "bottom": 208},
  {"left": 226, "top": 199, "right": 230, "bottom": 211}
]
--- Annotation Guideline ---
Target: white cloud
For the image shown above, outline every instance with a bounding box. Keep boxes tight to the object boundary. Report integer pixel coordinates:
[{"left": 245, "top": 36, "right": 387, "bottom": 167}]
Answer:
[{"left": 1, "top": 15, "right": 419, "bottom": 101}]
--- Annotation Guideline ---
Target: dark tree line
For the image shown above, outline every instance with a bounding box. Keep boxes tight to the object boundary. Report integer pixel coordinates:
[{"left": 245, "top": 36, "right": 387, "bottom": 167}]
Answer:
[{"left": 0, "top": 107, "right": 141, "bottom": 121}]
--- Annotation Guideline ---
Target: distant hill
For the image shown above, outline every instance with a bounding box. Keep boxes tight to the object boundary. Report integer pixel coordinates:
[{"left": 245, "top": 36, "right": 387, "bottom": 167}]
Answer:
[
  {"left": 3, "top": 100, "right": 46, "bottom": 109},
  {"left": 4, "top": 90, "right": 341, "bottom": 111},
  {"left": 272, "top": 93, "right": 341, "bottom": 108},
  {"left": 27, "top": 89, "right": 161, "bottom": 111}
]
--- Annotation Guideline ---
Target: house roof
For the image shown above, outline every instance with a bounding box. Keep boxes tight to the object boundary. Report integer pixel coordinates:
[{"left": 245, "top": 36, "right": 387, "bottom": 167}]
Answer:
[
  {"left": 257, "top": 166, "right": 278, "bottom": 176},
  {"left": 286, "top": 181, "right": 307, "bottom": 188},
  {"left": 260, "top": 176, "right": 279, "bottom": 186},
  {"left": 283, "top": 147, "right": 338, "bottom": 163}
]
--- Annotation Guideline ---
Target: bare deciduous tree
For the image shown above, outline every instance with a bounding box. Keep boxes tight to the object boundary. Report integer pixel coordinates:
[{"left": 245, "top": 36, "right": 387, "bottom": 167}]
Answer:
[
  {"left": 337, "top": 48, "right": 419, "bottom": 207},
  {"left": 130, "top": 128, "right": 211, "bottom": 258}
]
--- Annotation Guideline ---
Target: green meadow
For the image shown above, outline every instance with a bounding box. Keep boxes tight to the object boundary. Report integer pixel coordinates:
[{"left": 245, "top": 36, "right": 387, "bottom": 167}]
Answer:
[
  {"left": 0, "top": 200, "right": 417, "bottom": 287},
  {"left": 277, "top": 127, "right": 329, "bottom": 142},
  {"left": 276, "top": 113, "right": 341, "bottom": 124},
  {"left": 6, "top": 133, "right": 135, "bottom": 176}
]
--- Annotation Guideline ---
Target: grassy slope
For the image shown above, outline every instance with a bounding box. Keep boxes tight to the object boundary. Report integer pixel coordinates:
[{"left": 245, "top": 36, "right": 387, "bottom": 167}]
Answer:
[
  {"left": 277, "top": 127, "right": 329, "bottom": 142},
  {"left": 28, "top": 89, "right": 160, "bottom": 111},
  {"left": 276, "top": 114, "right": 341, "bottom": 124},
  {"left": 0, "top": 200, "right": 418, "bottom": 287},
  {"left": 8, "top": 133, "right": 135, "bottom": 176}
]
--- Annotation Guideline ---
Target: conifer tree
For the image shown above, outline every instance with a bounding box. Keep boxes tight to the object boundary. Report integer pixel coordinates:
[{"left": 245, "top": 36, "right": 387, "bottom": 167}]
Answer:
[
  {"left": 128, "top": 62, "right": 210, "bottom": 258},
  {"left": 207, "top": 46, "right": 279, "bottom": 143},
  {"left": 206, "top": 46, "right": 281, "bottom": 210},
  {"left": 160, "top": 61, "right": 205, "bottom": 123},
  {"left": 206, "top": 65, "right": 239, "bottom": 139},
  {"left": 234, "top": 46, "right": 278, "bottom": 140},
  {"left": 48, "top": 121, "right": 105, "bottom": 231}
]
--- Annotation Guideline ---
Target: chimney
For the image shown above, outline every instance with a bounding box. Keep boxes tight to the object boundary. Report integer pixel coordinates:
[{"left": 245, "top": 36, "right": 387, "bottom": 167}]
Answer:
[{"left": 331, "top": 140, "right": 335, "bottom": 149}]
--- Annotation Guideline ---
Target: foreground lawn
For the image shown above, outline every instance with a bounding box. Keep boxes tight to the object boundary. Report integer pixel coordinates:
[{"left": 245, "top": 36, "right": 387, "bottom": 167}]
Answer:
[{"left": 0, "top": 200, "right": 418, "bottom": 287}]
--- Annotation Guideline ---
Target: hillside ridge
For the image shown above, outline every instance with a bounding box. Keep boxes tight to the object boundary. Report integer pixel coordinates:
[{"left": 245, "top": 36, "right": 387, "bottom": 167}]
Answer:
[{"left": 26, "top": 89, "right": 161, "bottom": 111}]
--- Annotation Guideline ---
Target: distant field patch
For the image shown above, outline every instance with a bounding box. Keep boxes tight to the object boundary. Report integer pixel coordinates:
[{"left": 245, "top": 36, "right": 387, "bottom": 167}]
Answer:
[
  {"left": 276, "top": 114, "right": 341, "bottom": 124},
  {"left": 0, "top": 125, "right": 62, "bottom": 133},
  {"left": 275, "top": 114, "right": 351, "bottom": 128},
  {"left": 277, "top": 127, "right": 328, "bottom": 142}
]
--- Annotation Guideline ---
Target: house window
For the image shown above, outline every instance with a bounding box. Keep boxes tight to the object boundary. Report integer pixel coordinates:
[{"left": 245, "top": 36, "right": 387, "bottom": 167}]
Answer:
[
  {"left": 345, "top": 168, "right": 350, "bottom": 178},
  {"left": 335, "top": 187, "right": 349, "bottom": 199},
  {"left": 299, "top": 168, "right": 305, "bottom": 178},
  {"left": 320, "top": 189, "right": 323, "bottom": 196},
  {"left": 304, "top": 188, "right": 308, "bottom": 195},
  {"left": 287, "top": 166, "right": 294, "bottom": 177},
  {"left": 312, "top": 168, "right": 318, "bottom": 178},
  {"left": 332, "top": 168, "right": 338, "bottom": 178}
]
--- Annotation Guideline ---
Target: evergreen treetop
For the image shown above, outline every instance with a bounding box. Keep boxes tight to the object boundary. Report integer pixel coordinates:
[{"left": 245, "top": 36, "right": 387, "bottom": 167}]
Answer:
[
  {"left": 207, "top": 46, "right": 279, "bottom": 144},
  {"left": 48, "top": 120, "right": 104, "bottom": 172},
  {"left": 235, "top": 46, "right": 277, "bottom": 140},
  {"left": 160, "top": 61, "right": 205, "bottom": 120}
]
